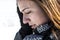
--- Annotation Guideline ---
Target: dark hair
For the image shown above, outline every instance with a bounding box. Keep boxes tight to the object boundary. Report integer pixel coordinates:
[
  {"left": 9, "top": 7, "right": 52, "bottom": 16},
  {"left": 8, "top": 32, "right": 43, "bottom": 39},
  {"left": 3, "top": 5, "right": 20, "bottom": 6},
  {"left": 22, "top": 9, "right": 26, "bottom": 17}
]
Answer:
[{"left": 17, "top": 6, "right": 33, "bottom": 39}]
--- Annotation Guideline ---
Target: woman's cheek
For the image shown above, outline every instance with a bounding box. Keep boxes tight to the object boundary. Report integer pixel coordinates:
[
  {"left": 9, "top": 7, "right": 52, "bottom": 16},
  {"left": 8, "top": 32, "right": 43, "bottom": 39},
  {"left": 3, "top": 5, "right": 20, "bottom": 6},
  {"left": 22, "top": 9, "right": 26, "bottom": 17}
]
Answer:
[{"left": 30, "top": 14, "right": 39, "bottom": 23}]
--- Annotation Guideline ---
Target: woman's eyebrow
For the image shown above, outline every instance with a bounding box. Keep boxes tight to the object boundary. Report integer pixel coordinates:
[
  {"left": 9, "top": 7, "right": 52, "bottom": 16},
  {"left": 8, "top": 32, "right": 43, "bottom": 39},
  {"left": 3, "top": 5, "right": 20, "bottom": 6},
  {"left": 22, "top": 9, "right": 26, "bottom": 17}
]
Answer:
[{"left": 22, "top": 7, "right": 29, "bottom": 12}]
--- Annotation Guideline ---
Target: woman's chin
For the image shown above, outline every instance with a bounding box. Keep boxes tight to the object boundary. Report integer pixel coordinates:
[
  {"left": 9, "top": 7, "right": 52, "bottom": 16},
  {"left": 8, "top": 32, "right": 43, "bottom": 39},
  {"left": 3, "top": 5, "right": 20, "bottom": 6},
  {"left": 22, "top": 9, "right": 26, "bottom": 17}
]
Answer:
[{"left": 31, "top": 25, "right": 37, "bottom": 29}]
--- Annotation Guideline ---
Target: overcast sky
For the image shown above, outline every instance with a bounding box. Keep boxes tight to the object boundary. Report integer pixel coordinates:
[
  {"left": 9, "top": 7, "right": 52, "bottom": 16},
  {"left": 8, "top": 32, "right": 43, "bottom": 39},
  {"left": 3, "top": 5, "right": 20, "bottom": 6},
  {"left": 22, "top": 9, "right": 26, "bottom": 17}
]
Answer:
[{"left": 0, "top": 0, "right": 21, "bottom": 40}]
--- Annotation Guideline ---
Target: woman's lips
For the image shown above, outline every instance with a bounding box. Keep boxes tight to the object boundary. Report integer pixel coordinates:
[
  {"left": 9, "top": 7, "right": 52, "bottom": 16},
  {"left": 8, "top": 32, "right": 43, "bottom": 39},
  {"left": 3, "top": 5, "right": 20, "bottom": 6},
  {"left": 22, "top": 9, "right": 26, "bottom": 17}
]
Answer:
[
  {"left": 31, "top": 24, "right": 37, "bottom": 29},
  {"left": 31, "top": 25, "right": 35, "bottom": 29}
]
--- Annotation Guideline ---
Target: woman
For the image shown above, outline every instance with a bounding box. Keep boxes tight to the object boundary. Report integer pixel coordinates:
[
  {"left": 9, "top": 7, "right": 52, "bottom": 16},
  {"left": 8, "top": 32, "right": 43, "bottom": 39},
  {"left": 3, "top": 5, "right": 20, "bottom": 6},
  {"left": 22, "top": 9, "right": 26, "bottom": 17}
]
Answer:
[{"left": 14, "top": 0, "right": 60, "bottom": 40}]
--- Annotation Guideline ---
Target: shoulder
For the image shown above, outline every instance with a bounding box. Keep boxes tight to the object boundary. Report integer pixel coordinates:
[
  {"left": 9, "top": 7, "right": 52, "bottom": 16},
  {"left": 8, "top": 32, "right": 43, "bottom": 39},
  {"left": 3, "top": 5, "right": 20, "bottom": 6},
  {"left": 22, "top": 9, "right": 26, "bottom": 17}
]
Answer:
[
  {"left": 23, "top": 34, "right": 43, "bottom": 40},
  {"left": 14, "top": 32, "right": 22, "bottom": 40},
  {"left": 23, "top": 33, "right": 56, "bottom": 40}
]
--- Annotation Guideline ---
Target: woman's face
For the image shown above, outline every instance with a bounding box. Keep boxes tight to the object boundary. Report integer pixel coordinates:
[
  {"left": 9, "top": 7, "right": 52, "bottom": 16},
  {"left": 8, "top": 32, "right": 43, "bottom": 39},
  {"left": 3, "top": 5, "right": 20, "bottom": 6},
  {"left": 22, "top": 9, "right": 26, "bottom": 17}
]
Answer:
[{"left": 18, "top": 0, "right": 49, "bottom": 29}]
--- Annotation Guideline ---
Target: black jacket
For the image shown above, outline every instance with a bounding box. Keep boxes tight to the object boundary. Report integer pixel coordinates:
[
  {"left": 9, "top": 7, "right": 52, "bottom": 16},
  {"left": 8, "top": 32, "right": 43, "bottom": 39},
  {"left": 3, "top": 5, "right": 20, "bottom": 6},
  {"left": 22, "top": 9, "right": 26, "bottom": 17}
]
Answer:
[{"left": 14, "top": 26, "right": 56, "bottom": 40}]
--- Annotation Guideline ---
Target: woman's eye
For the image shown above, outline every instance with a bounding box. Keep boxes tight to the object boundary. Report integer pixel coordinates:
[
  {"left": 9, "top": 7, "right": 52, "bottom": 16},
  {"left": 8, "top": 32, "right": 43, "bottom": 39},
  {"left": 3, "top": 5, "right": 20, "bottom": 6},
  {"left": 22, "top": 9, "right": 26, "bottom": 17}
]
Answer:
[{"left": 26, "top": 11, "right": 31, "bottom": 14}]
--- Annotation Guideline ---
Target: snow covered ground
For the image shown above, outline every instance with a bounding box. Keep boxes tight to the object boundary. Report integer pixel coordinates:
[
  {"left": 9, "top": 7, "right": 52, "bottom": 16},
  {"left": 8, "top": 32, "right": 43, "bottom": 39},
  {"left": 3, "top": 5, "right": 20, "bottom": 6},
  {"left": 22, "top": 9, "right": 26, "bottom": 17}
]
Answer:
[{"left": 0, "top": 0, "right": 21, "bottom": 40}]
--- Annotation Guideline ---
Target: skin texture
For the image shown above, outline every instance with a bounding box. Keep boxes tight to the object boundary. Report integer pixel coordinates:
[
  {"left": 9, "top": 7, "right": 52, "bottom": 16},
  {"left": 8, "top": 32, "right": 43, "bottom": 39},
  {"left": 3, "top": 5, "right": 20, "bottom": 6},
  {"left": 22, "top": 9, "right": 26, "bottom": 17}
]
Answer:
[{"left": 18, "top": 0, "right": 49, "bottom": 29}]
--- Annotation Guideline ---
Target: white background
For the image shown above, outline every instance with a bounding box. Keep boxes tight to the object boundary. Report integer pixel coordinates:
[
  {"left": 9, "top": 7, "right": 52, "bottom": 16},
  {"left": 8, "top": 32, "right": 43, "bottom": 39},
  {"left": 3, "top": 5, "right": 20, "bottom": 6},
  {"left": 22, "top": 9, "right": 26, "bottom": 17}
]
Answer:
[{"left": 0, "top": 0, "right": 21, "bottom": 40}]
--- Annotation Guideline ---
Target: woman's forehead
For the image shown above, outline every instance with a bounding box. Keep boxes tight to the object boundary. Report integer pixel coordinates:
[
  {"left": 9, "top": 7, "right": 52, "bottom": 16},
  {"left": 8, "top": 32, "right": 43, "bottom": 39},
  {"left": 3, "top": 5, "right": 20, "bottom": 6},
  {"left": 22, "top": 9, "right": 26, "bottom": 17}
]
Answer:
[
  {"left": 17, "top": 0, "right": 32, "bottom": 1},
  {"left": 17, "top": 0, "right": 32, "bottom": 3},
  {"left": 18, "top": 1, "right": 30, "bottom": 11},
  {"left": 18, "top": 1, "right": 38, "bottom": 12}
]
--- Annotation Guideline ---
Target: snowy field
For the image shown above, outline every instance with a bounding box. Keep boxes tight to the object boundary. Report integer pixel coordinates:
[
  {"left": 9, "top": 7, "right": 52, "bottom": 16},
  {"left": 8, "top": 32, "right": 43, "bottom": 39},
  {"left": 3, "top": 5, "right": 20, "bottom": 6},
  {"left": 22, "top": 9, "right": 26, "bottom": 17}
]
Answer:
[{"left": 0, "top": 0, "right": 21, "bottom": 40}]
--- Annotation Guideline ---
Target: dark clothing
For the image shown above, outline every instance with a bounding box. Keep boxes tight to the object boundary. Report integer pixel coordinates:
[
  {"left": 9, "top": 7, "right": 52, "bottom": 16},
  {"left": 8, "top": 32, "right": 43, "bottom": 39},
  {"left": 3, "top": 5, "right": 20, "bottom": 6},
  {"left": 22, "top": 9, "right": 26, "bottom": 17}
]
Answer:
[
  {"left": 14, "top": 22, "right": 56, "bottom": 40},
  {"left": 14, "top": 31, "right": 55, "bottom": 40}
]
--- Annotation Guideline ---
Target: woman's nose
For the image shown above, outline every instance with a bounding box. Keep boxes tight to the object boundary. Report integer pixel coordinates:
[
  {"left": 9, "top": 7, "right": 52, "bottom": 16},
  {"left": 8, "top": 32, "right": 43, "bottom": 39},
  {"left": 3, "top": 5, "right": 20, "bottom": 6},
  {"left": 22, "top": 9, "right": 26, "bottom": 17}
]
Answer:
[{"left": 23, "top": 15, "right": 30, "bottom": 24}]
